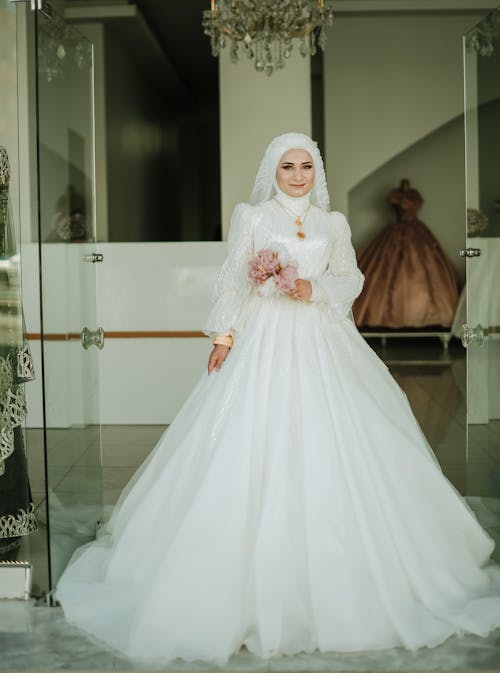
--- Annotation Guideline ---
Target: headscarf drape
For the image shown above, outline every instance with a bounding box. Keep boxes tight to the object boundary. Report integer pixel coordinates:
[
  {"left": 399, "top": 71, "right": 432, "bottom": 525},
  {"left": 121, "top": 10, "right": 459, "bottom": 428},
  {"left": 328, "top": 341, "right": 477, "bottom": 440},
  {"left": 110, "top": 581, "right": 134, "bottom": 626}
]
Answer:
[{"left": 248, "top": 132, "right": 330, "bottom": 211}]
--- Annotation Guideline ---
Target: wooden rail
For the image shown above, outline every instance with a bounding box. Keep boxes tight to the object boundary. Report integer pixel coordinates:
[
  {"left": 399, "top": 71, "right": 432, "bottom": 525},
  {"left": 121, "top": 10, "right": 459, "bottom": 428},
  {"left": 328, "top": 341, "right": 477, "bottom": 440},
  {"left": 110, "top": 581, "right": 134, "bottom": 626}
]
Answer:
[
  {"left": 24, "top": 327, "right": 500, "bottom": 342},
  {"left": 25, "top": 331, "right": 207, "bottom": 340}
]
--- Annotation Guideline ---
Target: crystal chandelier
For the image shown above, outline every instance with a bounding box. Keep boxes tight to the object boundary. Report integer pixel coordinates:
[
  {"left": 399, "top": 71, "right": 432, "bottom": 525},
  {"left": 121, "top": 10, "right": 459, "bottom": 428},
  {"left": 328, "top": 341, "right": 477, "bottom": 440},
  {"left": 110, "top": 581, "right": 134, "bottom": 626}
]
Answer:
[
  {"left": 465, "top": 8, "right": 500, "bottom": 57},
  {"left": 202, "top": 0, "right": 335, "bottom": 76}
]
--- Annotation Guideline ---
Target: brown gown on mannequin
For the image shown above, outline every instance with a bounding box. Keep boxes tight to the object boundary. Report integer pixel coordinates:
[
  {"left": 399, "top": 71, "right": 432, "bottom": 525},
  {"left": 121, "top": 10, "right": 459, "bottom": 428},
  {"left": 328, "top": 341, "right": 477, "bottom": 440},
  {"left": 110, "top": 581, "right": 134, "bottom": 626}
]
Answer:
[{"left": 353, "top": 179, "right": 459, "bottom": 329}]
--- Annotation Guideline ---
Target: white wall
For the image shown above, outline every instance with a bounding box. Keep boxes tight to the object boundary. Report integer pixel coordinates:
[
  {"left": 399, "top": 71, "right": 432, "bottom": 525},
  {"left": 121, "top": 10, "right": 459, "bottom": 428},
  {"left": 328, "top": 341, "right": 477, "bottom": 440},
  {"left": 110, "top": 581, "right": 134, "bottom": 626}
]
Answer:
[
  {"left": 23, "top": 241, "right": 226, "bottom": 426},
  {"left": 458, "top": 238, "right": 500, "bottom": 423},
  {"left": 323, "top": 13, "right": 484, "bottom": 283},
  {"left": 349, "top": 115, "right": 467, "bottom": 280},
  {"left": 22, "top": 243, "right": 102, "bottom": 428},
  {"left": 219, "top": 50, "right": 312, "bottom": 237},
  {"left": 96, "top": 242, "right": 223, "bottom": 424}
]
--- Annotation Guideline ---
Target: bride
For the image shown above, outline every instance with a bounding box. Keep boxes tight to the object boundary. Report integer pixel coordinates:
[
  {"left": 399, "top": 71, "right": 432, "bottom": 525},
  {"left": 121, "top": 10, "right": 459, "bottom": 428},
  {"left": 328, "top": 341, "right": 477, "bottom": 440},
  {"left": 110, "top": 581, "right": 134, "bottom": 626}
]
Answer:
[{"left": 56, "top": 132, "right": 500, "bottom": 665}]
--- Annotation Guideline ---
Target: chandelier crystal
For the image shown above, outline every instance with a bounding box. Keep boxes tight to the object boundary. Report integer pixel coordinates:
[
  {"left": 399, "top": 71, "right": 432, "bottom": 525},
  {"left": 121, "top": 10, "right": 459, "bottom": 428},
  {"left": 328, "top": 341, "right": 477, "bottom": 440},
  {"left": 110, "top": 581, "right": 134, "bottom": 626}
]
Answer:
[
  {"left": 202, "top": 0, "right": 335, "bottom": 76},
  {"left": 37, "top": 10, "right": 92, "bottom": 83}
]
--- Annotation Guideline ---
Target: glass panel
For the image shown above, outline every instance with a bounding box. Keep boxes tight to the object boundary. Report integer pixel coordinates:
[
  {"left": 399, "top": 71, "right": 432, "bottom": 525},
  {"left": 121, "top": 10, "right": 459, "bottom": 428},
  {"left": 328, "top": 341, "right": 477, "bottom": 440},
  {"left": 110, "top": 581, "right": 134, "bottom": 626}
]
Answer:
[
  {"left": 0, "top": 0, "right": 37, "bottom": 569},
  {"left": 463, "top": 9, "right": 500, "bottom": 561},
  {"left": 35, "top": 7, "right": 103, "bottom": 588}
]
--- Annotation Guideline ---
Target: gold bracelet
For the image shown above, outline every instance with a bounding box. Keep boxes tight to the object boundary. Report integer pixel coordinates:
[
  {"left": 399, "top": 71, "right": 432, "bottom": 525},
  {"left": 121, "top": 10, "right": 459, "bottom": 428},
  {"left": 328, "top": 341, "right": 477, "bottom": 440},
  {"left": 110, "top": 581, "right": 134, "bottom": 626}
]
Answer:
[
  {"left": 214, "top": 335, "right": 232, "bottom": 344},
  {"left": 213, "top": 335, "right": 233, "bottom": 348}
]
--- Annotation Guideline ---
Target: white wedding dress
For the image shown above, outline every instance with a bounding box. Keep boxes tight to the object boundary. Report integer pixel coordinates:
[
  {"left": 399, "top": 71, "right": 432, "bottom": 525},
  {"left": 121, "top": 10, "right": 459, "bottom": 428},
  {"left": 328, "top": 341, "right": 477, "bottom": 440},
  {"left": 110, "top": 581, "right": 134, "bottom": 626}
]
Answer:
[{"left": 56, "top": 194, "right": 500, "bottom": 665}]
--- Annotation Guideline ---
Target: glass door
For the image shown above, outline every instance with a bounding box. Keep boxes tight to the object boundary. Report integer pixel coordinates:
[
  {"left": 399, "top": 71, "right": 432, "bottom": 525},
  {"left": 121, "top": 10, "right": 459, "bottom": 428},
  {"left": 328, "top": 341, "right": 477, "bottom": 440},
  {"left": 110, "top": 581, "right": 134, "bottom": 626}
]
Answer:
[
  {"left": 463, "top": 9, "right": 500, "bottom": 561},
  {"left": 0, "top": 0, "right": 38, "bottom": 570},
  {"left": 35, "top": 2, "right": 103, "bottom": 589}
]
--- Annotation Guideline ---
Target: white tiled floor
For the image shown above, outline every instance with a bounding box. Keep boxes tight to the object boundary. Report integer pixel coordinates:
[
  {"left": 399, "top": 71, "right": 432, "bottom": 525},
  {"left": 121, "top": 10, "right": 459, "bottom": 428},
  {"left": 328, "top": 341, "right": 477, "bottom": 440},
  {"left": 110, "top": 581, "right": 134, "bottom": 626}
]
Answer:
[
  {"left": 1, "top": 600, "right": 500, "bottom": 671},
  {"left": 3, "top": 337, "right": 500, "bottom": 670}
]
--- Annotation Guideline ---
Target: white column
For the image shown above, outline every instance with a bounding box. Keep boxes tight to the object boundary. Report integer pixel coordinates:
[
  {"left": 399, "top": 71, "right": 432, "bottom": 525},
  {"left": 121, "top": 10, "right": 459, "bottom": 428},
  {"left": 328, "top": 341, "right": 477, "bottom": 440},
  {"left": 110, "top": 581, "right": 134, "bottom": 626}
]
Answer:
[
  {"left": 219, "top": 50, "right": 311, "bottom": 237},
  {"left": 323, "top": 14, "right": 483, "bottom": 217}
]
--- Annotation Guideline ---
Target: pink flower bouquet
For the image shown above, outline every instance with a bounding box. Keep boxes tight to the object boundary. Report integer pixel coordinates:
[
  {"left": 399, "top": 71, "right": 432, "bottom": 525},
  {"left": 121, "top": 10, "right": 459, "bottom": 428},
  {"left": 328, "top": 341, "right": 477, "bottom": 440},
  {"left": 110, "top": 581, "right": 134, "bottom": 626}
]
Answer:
[{"left": 248, "top": 248, "right": 299, "bottom": 297}]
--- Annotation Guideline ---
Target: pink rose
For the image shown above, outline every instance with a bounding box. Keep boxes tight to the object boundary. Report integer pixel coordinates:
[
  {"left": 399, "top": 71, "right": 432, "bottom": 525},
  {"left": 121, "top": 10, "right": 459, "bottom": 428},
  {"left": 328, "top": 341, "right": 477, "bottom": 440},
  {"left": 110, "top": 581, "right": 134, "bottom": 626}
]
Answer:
[
  {"left": 275, "top": 264, "right": 299, "bottom": 293},
  {"left": 248, "top": 248, "right": 299, "bottom": 296},
  {"left": 248, "top": 248, "right": 281, "bottom": 286}
]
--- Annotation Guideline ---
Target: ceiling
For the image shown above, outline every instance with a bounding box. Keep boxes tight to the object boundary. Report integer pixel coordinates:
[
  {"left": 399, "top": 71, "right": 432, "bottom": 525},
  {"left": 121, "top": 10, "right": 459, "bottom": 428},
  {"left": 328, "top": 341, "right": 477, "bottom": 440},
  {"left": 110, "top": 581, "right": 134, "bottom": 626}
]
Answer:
[
  {"left": 65, "top": 0, "right": 218, "bottom": 105},
  {"left": 133, "top": 0, "right": 216, "bottom": 101},
  {"left": 63, "top": 0, "right": 499, "bottom": 108}
]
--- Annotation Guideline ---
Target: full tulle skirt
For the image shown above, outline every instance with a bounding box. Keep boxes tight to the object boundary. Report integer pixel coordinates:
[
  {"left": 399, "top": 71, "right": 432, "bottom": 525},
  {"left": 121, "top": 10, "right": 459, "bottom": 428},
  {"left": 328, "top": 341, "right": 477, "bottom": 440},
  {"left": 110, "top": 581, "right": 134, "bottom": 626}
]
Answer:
[{"left": 56, "top": 294, "right": 500, "bottom": 665}]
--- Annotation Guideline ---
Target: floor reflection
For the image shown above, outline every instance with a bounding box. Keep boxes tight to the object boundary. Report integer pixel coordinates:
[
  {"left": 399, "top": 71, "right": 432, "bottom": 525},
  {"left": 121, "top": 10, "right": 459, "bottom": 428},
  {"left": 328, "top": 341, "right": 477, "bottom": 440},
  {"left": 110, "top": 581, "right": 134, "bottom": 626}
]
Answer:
[{"left": 1, "top": 599, "right": 500, "bottom": 671}]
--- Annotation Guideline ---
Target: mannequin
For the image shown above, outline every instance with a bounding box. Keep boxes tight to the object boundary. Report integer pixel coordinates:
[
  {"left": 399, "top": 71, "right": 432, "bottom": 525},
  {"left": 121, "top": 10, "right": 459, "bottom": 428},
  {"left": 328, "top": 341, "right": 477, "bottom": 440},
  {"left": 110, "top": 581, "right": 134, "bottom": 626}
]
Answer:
[{"left": 353, "top": 178, "right": 459, "bottom": 329}]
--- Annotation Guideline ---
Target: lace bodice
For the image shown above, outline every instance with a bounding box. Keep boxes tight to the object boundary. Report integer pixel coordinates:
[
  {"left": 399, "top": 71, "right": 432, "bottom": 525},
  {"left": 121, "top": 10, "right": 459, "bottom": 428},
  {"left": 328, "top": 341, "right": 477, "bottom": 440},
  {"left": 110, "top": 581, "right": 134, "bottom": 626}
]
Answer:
[{"left": 202, "top": 199, "right": 365, "bottom": 338}]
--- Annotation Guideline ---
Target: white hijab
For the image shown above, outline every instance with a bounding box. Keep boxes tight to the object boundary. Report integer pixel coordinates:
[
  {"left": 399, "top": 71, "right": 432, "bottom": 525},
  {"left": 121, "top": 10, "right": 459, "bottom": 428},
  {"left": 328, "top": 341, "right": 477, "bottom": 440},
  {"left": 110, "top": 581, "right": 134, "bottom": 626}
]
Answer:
[{"left": 248, "top": 132, "right": 331, "bottom": 212}]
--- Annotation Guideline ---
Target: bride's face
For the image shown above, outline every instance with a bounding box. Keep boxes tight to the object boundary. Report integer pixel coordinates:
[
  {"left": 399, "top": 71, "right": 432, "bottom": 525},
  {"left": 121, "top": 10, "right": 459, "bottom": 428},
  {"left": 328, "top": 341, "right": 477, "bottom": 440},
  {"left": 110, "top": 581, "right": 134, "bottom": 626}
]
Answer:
[{"left": 275, "top": 149, "right": 315, "bottom": 198}]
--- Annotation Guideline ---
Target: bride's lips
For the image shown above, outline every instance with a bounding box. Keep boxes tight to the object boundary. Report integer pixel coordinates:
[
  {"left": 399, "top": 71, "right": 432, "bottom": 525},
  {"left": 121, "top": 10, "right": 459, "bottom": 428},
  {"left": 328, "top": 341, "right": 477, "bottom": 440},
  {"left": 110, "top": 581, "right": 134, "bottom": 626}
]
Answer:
[{"left": 290, "top": 184, "right": 305, "bottom": 188}]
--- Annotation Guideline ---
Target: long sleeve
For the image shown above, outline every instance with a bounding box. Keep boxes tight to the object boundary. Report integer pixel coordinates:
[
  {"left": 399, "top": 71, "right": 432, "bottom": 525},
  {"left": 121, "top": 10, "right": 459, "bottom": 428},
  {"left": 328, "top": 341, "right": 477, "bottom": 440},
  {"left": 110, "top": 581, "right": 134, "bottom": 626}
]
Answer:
[
  {"left": 202, "top": 203, "right": 254, "bottom": 338},
  {"left": 309, "top": 212, "right": 365, "bottom": 320}
]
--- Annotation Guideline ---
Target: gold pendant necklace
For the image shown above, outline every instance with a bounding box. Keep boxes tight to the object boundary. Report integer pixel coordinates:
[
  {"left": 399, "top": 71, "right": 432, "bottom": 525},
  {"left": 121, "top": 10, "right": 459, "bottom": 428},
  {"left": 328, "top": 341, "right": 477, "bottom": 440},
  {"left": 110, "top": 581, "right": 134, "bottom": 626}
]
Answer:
[{"left": 274, "top": 198, "right": 309, "bottom": 239}]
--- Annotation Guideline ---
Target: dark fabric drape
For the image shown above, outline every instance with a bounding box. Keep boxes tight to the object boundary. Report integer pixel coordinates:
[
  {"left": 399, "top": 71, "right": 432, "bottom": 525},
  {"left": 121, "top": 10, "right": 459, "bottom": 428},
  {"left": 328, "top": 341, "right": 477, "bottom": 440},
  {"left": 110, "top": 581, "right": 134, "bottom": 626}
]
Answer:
[{"left": 0, "top": 146, "right": 37, "bottom": 560}]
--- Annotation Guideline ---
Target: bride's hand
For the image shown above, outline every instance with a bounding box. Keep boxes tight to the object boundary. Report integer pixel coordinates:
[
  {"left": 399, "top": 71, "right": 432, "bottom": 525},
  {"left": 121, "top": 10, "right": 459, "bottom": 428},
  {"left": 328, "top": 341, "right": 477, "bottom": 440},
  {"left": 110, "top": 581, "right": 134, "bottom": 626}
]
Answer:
[
  {"left": 290, "top": 279, "right": 312, "bottom": 302},
  {"left": 208, "top": 344, "right": 230, "bottom": 374}
]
